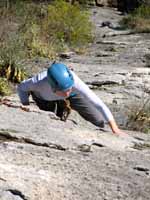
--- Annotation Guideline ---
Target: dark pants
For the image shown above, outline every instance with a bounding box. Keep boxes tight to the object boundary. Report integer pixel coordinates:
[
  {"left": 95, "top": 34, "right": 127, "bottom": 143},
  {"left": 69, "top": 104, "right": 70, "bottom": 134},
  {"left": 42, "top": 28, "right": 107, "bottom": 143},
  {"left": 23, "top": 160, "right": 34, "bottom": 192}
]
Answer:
[{"left": 31, "top": 93, "right": 104, "bottom": 128}]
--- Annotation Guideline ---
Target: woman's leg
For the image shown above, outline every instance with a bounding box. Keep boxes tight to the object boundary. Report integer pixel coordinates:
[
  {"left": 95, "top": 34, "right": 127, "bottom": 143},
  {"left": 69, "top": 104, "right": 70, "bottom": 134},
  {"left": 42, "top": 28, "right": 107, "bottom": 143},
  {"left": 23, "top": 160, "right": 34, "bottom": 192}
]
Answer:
[
  {"left": 69, "top": 94, "right": 104, "bottom": 127},
  {"left": 31, "top": 92, "right": 70, "bottom": 120}
]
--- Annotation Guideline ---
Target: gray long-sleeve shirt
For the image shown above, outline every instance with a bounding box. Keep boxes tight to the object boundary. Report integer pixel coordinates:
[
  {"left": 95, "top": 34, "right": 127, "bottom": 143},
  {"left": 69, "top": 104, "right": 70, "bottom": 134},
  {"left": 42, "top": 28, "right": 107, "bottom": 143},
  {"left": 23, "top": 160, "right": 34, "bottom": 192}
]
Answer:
[{"left": 17, "top": 70, "right": 114, "bottom": 122}]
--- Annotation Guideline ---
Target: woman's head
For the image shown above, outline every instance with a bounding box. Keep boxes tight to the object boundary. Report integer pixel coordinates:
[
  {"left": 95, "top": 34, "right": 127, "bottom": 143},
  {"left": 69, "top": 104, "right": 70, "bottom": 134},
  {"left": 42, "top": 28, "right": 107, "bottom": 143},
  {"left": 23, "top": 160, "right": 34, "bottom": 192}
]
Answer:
[{"left": 47, "top": 62, "right": 74, "bottom": 94}]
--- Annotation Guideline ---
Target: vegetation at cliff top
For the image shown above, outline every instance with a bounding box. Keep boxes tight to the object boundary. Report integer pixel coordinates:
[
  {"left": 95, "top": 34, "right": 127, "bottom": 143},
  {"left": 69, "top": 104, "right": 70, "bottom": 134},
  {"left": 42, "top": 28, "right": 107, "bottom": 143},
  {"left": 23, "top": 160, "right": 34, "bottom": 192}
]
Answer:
[
  {"left": 120, "top": 4, "right": 150, "bottom": 32},
  {"left": 0, "top": 0, "right": 93, "bottom": 87}
]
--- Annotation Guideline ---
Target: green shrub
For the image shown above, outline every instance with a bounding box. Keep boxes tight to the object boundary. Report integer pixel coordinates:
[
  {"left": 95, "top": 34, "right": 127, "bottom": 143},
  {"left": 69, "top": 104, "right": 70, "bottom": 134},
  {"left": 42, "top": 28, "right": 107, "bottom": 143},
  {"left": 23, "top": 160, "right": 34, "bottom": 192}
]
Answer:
[
  {"left": 0, "top": 78, "right": 11, "bottom": 96},
  {"left": 0, "top": 0, "right": 93, "bottom": 62},
  {"left": 0, "top": 36, "right": 27, "bottom": 83},
  {"left": 120, "top": 5, "right": 150, "bottom": 32},
  {"left": 134, "top": 4, "right": 150, "bottom": 19},
  {"left": 15, "top": 0, "right": 93, "bottom": 56},
  {"left": 42, "top": 0, "right": 93, "bottom": 49},
  {"left": 0, "top": 36, "right": 25, "bottom": 66},
  {"left": 23, "top": 22, "right": 57, "bottom": 58}
]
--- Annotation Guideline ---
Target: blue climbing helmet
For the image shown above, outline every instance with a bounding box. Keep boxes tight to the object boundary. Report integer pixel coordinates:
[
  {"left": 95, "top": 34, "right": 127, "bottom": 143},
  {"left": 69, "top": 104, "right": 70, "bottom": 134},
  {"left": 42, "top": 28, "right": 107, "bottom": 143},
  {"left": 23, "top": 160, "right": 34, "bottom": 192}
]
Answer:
[{"left": 47, "top": 62, "right": 74, "bottom": 91}]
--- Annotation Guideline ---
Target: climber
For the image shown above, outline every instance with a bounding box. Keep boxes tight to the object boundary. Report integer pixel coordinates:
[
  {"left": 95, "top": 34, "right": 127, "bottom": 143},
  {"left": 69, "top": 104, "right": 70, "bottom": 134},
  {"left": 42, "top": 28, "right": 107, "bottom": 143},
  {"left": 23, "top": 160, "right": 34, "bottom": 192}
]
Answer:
[{"left": 17, "top": 62, "right": 126, "bottom": 136}]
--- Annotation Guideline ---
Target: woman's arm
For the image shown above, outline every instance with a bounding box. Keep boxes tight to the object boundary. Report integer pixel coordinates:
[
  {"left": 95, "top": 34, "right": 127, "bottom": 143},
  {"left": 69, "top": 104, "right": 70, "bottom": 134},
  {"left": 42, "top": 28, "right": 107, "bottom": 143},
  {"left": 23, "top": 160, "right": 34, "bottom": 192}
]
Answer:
[
  {"left": 72, "top": 72, "right": 127, "bottom": 135},
  {"left": 108, "top": 119, "right": 127, "bottom": 136}
]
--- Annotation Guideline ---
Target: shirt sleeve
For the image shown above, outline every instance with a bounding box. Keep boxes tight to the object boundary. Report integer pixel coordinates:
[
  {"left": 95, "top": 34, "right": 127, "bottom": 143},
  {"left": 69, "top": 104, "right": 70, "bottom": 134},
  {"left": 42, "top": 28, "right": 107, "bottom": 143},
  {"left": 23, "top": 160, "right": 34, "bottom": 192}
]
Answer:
[
  {"left": 72, "top": 72, "right": 114, "bottom": 122},
  {"left": 17, "top": 78, "right": 35, "bottom": 105},
  {"left": 17, "top": 71, "right": 47, "bottom": 105}
]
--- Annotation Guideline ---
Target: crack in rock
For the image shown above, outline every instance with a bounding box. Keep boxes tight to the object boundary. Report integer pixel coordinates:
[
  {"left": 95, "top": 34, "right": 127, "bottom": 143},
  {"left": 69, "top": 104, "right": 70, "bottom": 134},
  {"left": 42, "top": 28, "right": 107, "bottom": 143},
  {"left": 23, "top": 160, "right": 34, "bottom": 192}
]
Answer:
[
  {"left": 132, "top": 142, "right": 150, "bottom": 150},
  {"left": 6, "top": 189, "right": 28, "bottom": 200},
  {"left": 86, "top": 80, "right": 120, "bottom": 87},
  {"left": 133, "top": 166, "right": 149, "bottom": 172},
  {"left": 0, "top": 130, "right": 105, "bottom": 153},
  {"left": 92, "top": 142, "right": 105, "bottom": 148},
  {"left": 0, "top": 177, "right": 6, "bottom": 182},
  {"left": 133, "top": 166, "right": 149, "bottom": 175},
  {"left": 0, "top": 132, "right": 66, "bottom": 151}
]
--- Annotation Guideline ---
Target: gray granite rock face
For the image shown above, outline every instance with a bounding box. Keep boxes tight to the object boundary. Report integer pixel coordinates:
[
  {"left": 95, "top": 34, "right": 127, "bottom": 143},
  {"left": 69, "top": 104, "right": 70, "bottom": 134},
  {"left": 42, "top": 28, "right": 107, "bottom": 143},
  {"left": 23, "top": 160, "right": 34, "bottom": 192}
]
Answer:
[
  {"left": 0, "top": 98, "right": 150, "bottom": 200},
  {"left": 0, "top": 96, "right": 150, "bottom": 200}
]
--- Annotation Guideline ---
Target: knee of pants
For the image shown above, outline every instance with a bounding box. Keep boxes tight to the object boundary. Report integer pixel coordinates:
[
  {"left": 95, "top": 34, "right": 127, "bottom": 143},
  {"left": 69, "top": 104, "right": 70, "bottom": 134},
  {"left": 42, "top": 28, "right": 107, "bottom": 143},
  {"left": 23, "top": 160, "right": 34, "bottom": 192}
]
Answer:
[
  {"left": 83, "top": 114, "right": 105, "bottom": 128},
  {"left": 69, "top": 95, "right": 105, "bottom": 127}
]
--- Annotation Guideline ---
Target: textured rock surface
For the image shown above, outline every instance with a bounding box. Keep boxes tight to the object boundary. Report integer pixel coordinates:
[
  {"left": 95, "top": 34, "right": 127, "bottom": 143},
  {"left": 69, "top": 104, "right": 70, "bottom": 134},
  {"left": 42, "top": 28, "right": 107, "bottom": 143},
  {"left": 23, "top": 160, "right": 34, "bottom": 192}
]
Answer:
[
  {"left": 0, "top": 6, "right": 150, "bottom": 200},
  {"left": 95, "top": 0, "right": 117, "bottom": 7},
  {"left": 0, "top": 96, "right": 150, "bottom": 200},
  {"left": 63, "top": 7, "right": 150, "bottom": 126}
]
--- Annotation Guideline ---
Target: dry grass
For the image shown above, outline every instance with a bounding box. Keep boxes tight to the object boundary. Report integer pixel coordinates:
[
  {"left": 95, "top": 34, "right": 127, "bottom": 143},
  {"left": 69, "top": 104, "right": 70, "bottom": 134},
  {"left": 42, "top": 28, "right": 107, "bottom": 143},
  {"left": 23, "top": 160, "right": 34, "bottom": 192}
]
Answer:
[{"left": 126, "top": 98, "right": 150, "bottom": 134}]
